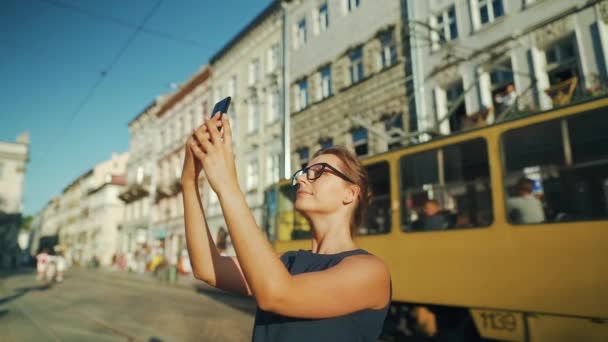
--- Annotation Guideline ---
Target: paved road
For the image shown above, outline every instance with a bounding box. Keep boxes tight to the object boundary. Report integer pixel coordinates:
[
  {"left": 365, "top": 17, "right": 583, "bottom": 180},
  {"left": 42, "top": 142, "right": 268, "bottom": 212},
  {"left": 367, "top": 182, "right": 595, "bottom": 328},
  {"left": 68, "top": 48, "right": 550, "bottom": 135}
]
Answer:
[{"left": 0, "top": 268, "right": 256, "bottom": 341}]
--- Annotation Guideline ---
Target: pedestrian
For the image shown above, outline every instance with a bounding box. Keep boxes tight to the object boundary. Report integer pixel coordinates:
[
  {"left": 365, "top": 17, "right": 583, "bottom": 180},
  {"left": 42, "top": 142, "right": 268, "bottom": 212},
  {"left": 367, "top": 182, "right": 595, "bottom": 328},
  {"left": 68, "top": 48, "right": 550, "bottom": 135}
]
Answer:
[
  {"left": 178, "top": 249, "right": 192, "bottom": 275},
  {"left": 55, "top": 251, "right": 66, "bottom": 282},
  {"left": 45, "top": 254, "right": 57, "bottom": 282},
  {"left": 182, "top": 114, "right": 391, "bottom": 341},
  {"left": 36, "top": 248, "right": 49, "bottom": 281},
  {"left": 215, "top": 226, "right": 228, "bottom": 256}
]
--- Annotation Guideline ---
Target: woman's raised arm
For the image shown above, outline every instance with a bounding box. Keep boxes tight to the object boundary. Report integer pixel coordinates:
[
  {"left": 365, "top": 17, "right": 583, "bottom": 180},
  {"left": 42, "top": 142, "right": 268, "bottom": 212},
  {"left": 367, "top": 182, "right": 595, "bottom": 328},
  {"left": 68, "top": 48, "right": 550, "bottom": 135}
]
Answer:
[{"left": 181, "top": 130, "right": 252, "bottom": 296}]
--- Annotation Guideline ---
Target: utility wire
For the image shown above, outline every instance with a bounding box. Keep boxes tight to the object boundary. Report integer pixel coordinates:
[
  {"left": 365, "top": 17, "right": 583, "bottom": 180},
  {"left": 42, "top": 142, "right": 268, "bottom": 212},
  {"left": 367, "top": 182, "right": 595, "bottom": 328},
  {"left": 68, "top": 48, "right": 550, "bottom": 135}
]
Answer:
[
  {"left": 31, "top": 0, "right": 205, "bottom": 47},
  {"left": 37, "top": 0, "right": 164, "bottom": 172}
]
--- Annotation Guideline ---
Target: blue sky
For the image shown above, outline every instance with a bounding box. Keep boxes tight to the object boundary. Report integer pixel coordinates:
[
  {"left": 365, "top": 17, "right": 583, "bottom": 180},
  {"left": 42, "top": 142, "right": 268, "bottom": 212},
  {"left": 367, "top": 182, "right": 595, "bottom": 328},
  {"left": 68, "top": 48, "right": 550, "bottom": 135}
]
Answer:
[{"left": 1, "top": 0, "right": 273, "bottom": 216}]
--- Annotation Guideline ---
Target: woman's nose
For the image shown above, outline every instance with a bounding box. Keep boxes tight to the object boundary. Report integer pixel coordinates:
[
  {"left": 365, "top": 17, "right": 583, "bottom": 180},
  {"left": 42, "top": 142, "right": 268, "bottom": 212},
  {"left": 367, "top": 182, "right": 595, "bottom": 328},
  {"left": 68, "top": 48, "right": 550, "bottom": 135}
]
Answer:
[{"left": 295, "top": 173, "right": 308, "bottom": 185}]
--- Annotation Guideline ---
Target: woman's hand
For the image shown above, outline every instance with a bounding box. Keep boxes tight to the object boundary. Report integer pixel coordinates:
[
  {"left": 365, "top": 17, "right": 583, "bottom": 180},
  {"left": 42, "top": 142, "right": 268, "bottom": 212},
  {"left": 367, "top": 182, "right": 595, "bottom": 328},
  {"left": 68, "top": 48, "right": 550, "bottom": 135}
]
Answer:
[
  {"left": 190, "top": 114, "right": 239, "bottom": 195},
  {"left": 181, "top": 134, "right": 203, "bottom": 184},
  {"left": 181, "top": 116, "right": 224, "bottom": 184}
]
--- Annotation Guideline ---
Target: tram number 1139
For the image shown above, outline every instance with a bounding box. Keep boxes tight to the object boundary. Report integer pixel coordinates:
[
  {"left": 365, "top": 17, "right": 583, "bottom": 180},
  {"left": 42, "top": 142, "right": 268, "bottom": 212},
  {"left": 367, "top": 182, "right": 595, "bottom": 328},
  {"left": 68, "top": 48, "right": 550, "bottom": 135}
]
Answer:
[{"left": 470, "top": 309, "right": 524, "bottom": 341}]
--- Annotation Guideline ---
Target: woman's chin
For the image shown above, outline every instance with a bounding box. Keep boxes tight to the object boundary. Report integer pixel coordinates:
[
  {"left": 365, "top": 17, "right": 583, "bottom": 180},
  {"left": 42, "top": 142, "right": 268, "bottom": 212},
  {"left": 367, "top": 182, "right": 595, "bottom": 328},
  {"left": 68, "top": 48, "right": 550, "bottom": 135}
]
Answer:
[{"left": 295, "top": 200, "right": 312, "bottom": 212}]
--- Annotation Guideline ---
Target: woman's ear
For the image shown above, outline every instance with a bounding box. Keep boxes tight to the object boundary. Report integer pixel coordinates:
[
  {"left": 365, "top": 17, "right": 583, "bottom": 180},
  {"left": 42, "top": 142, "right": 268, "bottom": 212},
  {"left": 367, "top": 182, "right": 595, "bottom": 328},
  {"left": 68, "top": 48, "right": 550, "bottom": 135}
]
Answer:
[{"left": 343, "top": 184, "right": 360, "bottom": 205}]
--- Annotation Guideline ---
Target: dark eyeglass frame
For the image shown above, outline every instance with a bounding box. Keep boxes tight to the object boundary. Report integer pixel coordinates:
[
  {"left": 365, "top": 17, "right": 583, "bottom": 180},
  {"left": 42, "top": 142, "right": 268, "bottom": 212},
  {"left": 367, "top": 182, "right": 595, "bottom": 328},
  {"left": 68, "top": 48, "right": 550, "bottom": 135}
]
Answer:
[{"left": 291, "top": 162, "right": 355, "bottom": 186}]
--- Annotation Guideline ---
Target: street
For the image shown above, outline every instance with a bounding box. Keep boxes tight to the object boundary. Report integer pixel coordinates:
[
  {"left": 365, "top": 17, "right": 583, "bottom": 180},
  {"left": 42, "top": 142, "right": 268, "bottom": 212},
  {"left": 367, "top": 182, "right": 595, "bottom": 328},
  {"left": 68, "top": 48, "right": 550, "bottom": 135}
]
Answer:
[{"left": 0, "top": 268, "right": 256, "bottom": 341}]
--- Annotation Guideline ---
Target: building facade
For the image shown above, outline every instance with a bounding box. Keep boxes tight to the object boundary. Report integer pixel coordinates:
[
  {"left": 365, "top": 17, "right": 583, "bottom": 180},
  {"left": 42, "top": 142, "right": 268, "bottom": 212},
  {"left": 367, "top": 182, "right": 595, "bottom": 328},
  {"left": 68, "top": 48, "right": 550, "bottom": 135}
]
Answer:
[
  {"left": 40, "top": 152, "right": 128, "bottom": 266},
  {"left": 0, "top": 132, "right": 30, "bottom": 214},
  {"left": 119, "top": 96, "right": 167, "bottom": 258},
  {"left": 209, "top": 2, "right": 285, "bottom": 248},
  {"left": 0, "top": 132, "right": 29, "bottom": 268},
  {"left": 286, "top": 0, "right": 410, "bottom": 171},
  {"left": 407, "top": 0, "right": 608, "bottom": 135},
  {"left": 152, "top": 67, "right": 212, "bottom": 265},
  {"left": 84, "top": 173, "right": 127, "bottom": 266}
]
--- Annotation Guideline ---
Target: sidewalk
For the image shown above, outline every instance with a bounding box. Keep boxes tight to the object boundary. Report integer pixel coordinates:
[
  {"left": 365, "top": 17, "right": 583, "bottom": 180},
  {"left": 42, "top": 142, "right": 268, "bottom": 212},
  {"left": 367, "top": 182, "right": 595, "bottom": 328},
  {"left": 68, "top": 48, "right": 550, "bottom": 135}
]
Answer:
[{"left": 90, "top": 266, "right": 220, "bottom": 293}]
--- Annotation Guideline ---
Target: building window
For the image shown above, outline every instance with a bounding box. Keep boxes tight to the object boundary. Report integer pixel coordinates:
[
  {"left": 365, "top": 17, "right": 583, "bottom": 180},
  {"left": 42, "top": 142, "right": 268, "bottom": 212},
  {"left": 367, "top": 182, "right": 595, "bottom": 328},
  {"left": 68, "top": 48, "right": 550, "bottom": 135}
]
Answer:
[
  {"left": 383, "top": 113, "right": 404, "bottom": 150},
  {"left": 266, "top": 154, "right": 280, "bottom": 186},
  {"left": 490, "top": 59, "right": 516, "bottom": 114},
  {"left": 347, "top": 0, "right": 361, "bottom": 13},
  {"left": 545, "top": 35, "right": 581, "bottom": 92},
  {"left": 248, "top": 98, "right": 260, "bottom": 133},
  {"left": 228, "top": 75, "right": 237, "bottom": 98},
  {"left": 190, "top": 110, "right": 197, "bottom": 133},
  {"left": 160, "top": 129, "right": 166, "bottom": 149},
  {"left": 319, "top": 65, "right": 332, "bottom": 99},
  {"left": 267, "top": 89, "right": 281, "bottom": 124},
  {"left": 446, "top": 81, "right": 467, "bottom": 132},
  {"left": 136, "top": 166, "right": 144, "bottom": 184},
  {"left": 268, "top": 43, "right": 280, "bottom": 72},
  {"left": 320, "top": 137, "right": 333, "bottom": 149},
  {"left": 247, "top": 159, "right": 259, "bottom": 191},
  {"left": 379, "top": 29, "right": 397, "bottom": 69},
  {"left": 296, "top": 79, "right": 309, "bottom": 110},
  {"left": 316, "top": 3, "right": 329, "bottom": 34},
  {"left": 352, "top": 127, "right": 368, "bottom": 156},
  {"left": 298, "top": 147, "right": 310, "bottom": 169},
  {"left": 432, "top": 6, "right": 458, "bottom": 49},
  {"left": 201, "top": 101, "right": 208, "bottom": 119},
  {"left": 478, "top": 0, "right": 504, "bottom": 26},
  {"left": 215, "top": 86, "right": 223, "bottom": 104},
  {"left": 349, "top": 47, "right": 364, "bottom": 85},
  {"left": 296, "top": 18, "right": 307, "bottom": 48},
  {"left": 176, "top": 116, "right": 183, "bottom": 140},
  {"left": 249, "top": 58, "right": 261, "bottom": 85},
  {"left": 208, "top": 188, "right": 218, "bottom": 204}
]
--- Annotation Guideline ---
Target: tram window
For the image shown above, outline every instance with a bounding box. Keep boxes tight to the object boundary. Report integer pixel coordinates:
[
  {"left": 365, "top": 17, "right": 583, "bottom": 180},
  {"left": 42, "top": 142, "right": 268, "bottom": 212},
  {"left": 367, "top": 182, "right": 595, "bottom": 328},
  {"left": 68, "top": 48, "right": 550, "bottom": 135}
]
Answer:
[
  {"left": 503, "top": 120, "right": 564, "bottom": 172},
  {"left": 502, "top": 108, "right": 608, "bottom": 224},
  {"left": 568, "top": 110, "right": 608, "bottom": 164},
  {"left": 360, "top": 162, "right": 391, "bottom": 235},
  {"left": 400, "top": 138, "right": 493, "bottom": 232}
]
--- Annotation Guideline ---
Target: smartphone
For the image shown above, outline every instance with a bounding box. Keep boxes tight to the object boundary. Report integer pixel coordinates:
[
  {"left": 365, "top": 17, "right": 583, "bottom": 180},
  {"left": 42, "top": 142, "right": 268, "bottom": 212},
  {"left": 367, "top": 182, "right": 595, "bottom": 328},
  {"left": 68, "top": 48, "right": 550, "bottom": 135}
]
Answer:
[{"left": 211, "top": 96, "right": 231, "bottom": 118}]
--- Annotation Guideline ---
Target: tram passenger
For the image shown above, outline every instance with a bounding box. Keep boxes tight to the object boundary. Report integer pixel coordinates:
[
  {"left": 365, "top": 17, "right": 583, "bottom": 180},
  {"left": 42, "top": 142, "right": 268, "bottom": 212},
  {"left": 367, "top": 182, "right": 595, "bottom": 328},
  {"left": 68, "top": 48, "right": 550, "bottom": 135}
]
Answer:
[
  {"left": 413, "top": 199, "right": 452, "bottom": 231},
  {"left": 507, "top": 177, "right": 545, "bottom": 224}
]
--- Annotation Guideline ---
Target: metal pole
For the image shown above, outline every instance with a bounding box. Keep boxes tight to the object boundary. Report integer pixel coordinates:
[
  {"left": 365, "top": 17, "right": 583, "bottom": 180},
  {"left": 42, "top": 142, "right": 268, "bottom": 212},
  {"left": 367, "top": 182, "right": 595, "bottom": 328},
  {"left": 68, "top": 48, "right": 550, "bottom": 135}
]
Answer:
[{"left": 281, "top": 1, "right": 291, "bottom": 180}]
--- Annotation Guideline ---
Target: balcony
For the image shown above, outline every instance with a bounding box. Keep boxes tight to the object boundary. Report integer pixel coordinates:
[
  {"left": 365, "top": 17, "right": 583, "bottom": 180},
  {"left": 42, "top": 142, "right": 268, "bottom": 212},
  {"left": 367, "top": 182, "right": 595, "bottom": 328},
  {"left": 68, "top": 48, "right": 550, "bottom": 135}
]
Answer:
[
  {"left": 118, "top": 183, "right": 150, "bottom": 204},
  {"left": 154, "top": 179, "right": 182, "bottom": 203}
]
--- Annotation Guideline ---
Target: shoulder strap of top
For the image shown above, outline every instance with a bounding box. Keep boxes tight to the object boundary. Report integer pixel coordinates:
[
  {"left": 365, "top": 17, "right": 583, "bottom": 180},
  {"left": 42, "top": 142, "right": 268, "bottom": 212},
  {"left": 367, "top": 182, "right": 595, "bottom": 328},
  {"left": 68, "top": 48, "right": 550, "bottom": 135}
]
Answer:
[{"left": 337, "top": 248, "right": 369, "bottom": 259}]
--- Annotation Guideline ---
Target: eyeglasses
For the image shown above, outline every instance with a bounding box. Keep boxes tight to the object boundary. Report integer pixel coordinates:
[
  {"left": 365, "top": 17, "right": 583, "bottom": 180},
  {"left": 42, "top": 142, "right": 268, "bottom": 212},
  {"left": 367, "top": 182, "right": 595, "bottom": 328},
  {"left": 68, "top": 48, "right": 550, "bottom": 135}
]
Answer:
[{"left": 291, "top": 163, "right": 355, "bottom": 186}]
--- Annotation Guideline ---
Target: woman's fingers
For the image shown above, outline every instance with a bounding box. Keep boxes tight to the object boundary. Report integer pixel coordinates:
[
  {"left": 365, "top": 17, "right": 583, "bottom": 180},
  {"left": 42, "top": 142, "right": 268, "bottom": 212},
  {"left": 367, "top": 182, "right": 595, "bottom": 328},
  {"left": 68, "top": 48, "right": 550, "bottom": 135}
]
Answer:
[
  {"left": 193, "top": 125, "right": 210, "bottom": 145},
  {"left": 221, "top": 115, "right": 233, "bottom": 146},
  {"left": 189, "top": 140, "right": 206, "bottom": 160},
  {"left": 205, "top": 115, "right": 222, "bottom": 144},
  {"left": 198, "top": 131, "right": 214, "bottom": 154}
]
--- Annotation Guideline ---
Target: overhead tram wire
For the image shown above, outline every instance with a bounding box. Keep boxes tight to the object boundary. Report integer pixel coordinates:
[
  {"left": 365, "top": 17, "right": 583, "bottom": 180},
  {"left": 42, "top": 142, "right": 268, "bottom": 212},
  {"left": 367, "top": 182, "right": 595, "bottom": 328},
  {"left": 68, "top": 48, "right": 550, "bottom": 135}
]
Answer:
[
  {"left": 31, "top": 0, "right": 205, "bottom": 48},
  {"left": 37, "top": 0, "right": 164, "bottom": 171}
]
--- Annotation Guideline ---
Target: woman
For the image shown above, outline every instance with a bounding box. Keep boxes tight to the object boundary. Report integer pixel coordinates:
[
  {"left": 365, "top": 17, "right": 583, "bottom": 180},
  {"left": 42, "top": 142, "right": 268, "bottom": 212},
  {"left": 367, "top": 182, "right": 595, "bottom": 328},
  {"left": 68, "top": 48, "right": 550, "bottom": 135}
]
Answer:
[{"left": 182, "top": 113, "right": 391, "bottom": 341}]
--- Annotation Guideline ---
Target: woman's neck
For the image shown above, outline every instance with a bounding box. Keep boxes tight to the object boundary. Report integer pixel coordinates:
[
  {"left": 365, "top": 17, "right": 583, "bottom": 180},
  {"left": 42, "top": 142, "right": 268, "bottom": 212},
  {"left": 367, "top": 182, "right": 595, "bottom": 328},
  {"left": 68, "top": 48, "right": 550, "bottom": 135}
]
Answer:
[{"left": 309, "top": 217, "right": 357, "bottom": 254}]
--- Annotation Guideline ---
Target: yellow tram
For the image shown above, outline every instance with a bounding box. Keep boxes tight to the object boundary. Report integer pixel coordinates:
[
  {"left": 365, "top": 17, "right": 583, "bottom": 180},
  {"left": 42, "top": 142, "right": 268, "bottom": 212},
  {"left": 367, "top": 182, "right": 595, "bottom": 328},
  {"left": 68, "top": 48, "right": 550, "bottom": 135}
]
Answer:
[{"left": 262, "top": 97, "right": 608, "bottom": 341}]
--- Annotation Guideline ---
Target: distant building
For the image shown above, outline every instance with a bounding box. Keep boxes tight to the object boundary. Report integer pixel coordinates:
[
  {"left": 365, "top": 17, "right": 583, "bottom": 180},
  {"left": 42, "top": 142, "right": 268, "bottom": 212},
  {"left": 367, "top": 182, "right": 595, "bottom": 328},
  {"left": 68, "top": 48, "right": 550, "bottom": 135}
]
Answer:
[
  {"left": 39, "top": 152, "right": 128, "bottom": 266},
  {"left": 119, "top": 95, "right": 168, "bottom": 259},
  {"left": 152, "top": 67, "right": 212, "bottom": 265},
  {"left": 0, "top": 132, "right": 29, "bottom": 268},
  {"left": 209, "top": 2, "right": 285, "bottom": 250}
]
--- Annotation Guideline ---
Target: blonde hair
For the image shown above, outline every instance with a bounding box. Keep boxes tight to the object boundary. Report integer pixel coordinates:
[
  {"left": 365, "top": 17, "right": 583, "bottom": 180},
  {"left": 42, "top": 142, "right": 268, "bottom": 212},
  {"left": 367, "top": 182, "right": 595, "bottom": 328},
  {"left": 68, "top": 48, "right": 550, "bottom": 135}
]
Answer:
[{"left": 312, "top": 146, "right": 370, "bottom": 235}]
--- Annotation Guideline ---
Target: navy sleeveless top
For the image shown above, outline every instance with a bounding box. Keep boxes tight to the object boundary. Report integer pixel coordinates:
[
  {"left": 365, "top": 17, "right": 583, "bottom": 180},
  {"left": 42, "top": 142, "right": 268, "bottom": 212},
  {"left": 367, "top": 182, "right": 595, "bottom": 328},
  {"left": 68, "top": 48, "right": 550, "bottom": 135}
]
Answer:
[{"left": 251, "top": 249, "right": 390, "bottom": 342}]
